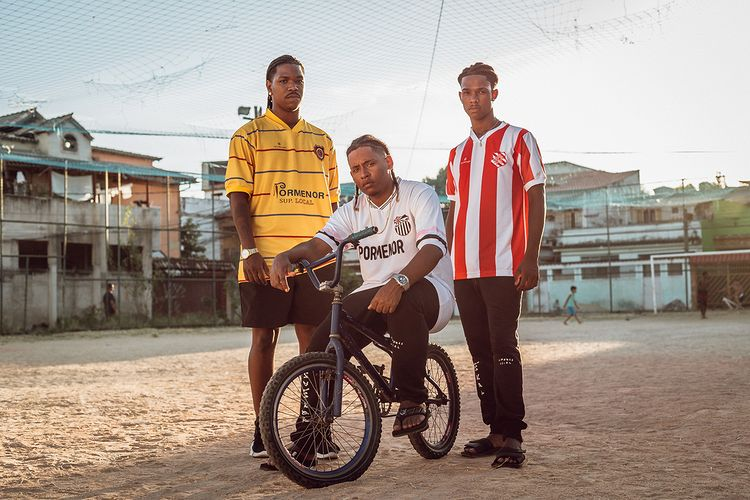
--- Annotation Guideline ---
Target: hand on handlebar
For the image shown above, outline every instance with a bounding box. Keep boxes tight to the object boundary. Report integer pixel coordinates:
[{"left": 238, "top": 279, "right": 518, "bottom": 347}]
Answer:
[{"left": 270, "top": 253, "right": 294, "bottom": 292}]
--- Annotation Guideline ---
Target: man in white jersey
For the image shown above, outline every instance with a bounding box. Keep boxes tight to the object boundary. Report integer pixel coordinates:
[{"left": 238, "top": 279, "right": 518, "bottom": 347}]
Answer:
[
  {"left": 446, "top": 62, "right": 546, "bottom": 468},
  {"left": 270, "top": 134, "right": 454, "bottom": 441}
]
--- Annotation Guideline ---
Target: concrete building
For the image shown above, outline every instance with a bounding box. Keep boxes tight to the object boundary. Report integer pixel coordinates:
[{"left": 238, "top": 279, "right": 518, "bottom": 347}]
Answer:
[
  {"left": 529, "top": 162, "right": 749, "bottom": 313},
  {"left": 0, "top": 108, "right": 194, "bottom": 332}
]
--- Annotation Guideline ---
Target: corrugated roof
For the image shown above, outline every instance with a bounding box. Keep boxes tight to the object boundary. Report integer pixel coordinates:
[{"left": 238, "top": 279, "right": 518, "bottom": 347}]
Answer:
[
  {"left": 547, "top": 169, "right": 639, "bottom": 192},
  {"left": 3, "top": 152, "right": 195, "bottom": 183},
  {"left": 92, "top": 146, "right": 162, "bottom": 161},
  {"left": 690, "top": 252, "right": 750, "bottom": 264}
]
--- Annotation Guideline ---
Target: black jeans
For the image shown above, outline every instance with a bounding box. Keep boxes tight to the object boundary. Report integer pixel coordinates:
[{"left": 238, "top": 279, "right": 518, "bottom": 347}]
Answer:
[
  {"left": 455, "top": 277, "right": 527, "bottom": 441},
  {"left": 307, "top": 280, "right": 439, "bottom": 403}
]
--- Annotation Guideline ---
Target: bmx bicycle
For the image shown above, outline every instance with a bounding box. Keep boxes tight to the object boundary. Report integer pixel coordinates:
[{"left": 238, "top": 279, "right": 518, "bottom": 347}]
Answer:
[{"left": 259, "top": 227, "right": 460, "bottom": 488}]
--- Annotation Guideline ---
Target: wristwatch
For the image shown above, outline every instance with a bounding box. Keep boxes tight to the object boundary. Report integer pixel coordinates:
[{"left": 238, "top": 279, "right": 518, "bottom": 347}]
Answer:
[
  {"left": 391, "top": 273, "right": 410, "bottom": 291},
  {"left": 240, "top": 247, "right": 259, "bottom": 260}
]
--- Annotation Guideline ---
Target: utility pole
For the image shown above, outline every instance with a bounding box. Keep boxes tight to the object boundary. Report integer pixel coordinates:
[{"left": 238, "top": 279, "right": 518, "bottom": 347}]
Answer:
[
  {"left": 681, "top": 178, "right": 689, "bottom": 309},
  {"left": 605, "top": 187, "right": 613, "bottom": 313}
]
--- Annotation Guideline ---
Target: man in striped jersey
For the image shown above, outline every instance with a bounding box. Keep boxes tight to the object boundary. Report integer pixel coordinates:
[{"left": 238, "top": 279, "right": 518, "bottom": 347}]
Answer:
[
  {"left": 225, "top": 55, "right": 339, "bottom": 465},
  {"left": 446, "top": 62, "right": 546, "bottom": 468}
]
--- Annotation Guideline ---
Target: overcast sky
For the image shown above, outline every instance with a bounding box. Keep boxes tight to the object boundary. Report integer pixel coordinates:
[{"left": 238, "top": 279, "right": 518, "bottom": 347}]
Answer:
[{"left": 1, "top": 0, "right": 748, "bottom": 195}]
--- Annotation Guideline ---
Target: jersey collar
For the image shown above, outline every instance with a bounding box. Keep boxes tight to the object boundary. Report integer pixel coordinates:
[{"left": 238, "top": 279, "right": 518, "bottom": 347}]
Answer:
[
  {"left": 469, "top": 120, "right": 507, "bottom": 143},
  {"left": 366, "top": 177, "right": 401, "bottom": 210},
  {"left": 265, "top": 108, "right": 306, "bottom": 132}
]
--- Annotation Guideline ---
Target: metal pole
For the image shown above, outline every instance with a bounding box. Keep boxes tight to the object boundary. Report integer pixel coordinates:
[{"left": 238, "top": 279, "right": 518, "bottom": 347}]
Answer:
[
  {"left": 651, "top": 256, "right": 657, "bottom": 314},
  {"left": 23, "top": 255, "right": 29, "bottom": 331},
  {"left": 104, "top": 169, "right": 109, "bottom": 312},
  {"left": 62, "top": 161, "right": 68, "bottom": 328},
  {"left": 166, "top": 175, "right": 171, "bottom": 326},
  {"left": 0, "top": 152, "right": 4, "bottom": 334},
  {"left": 681, "top": 178, "right": 689, "bottom": 310},
  {"left": 211, "top": 184, "right": 216, "bottom": 321},
  {"left": 605, "top": 187, "right": 613, "bottom": 312},
  {"left": 117, "top": 170, "right": 122, "bottom": 328}
]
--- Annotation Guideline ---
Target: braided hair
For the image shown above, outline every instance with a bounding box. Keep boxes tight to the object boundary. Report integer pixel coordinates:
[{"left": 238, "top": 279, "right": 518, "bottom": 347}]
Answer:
[
  {"left": 346, "top": 134, "right": 399, "bottom": 211},
  {"left": 265, "top": 55, "right": 305, "bottom": 110},
  {"left": 457, "top": 62, "right": 499, "bottom": 89}
]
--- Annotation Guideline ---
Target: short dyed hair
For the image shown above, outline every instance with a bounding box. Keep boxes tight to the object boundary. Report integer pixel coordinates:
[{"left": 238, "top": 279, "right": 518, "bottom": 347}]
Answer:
[{"left": 457, "top": 62, "right": 499, "bottom": 89}]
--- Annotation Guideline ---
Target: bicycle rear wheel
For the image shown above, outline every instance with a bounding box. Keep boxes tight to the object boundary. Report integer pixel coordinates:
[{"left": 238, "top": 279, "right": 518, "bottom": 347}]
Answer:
[
  {"left": 409, "top": 343, "right": 460, "bottom": 458},
  {"left": 259, "top": 352, "right": 382, "bottom": 488}
]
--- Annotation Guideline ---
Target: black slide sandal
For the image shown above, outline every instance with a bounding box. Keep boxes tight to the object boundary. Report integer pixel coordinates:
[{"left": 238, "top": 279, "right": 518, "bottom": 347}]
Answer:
[
  {"left": 392, "top": 404, "right": 430, "bottom": 438},
  {"left": 491, "top": 447, "right": 527, "bottom": 469},
  {"left": 461, "top": 438, "right": 501, "bottom": 458}
]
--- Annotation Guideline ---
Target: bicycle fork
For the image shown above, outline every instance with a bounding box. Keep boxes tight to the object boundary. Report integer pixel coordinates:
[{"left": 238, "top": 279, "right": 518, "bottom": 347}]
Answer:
[{"left": 324, "top": 287, "right": 346, "bottom": 419}]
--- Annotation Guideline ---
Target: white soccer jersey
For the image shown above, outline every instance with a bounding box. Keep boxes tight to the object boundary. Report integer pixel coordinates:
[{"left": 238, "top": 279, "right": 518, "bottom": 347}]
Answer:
[
  {"left": 315, "top": 178, "right": 454, "bottom": 332},
  {"left": 446, "top": 122, "right": 546, "bottom": 280}
]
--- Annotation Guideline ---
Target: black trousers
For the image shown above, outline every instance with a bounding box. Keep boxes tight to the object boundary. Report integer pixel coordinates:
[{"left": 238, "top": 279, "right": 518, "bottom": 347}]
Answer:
[
  {"left": 455, "top": 277, "right": 527, "bottom": 441},
  {"left": 307, "top": 280, "right": 439, "bottom": 403}
]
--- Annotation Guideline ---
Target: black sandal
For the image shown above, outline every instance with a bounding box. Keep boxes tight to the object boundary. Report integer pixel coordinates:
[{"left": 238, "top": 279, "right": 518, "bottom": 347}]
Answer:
[
  {"left": 491, "top": 446, "right": 527, "bottom": 469},
  {"left": 392, "top": 404, "right": 430, "bottom": 437},
  {"left": 461, "top": 438, "right": 501, "bottom": 458}
]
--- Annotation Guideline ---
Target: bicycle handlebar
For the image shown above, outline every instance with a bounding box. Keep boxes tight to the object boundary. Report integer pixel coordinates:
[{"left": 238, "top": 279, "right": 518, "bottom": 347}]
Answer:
[
  {"left": 342, "top": 226, "right": 379, "bottom": 245},
  {"left": 297, "top": 226, "right": 378, "bottom": 291}
]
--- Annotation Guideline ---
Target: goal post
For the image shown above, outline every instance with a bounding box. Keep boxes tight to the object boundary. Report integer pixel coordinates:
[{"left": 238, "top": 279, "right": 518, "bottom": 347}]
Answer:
[{"left": 650, "top": 249, "right": 750, "bottom": 314}]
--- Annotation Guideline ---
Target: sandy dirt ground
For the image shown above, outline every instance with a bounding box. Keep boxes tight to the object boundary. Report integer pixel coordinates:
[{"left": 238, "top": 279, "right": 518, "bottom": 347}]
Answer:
[{"left": 1, "top": 311, "right": 749, "bottom": 499}]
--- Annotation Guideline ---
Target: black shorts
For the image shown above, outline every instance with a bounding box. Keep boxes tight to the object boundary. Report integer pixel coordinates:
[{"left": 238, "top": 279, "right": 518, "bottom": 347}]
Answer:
[{"left": 239, "top": 264, "right": 334, "bottom": 329}]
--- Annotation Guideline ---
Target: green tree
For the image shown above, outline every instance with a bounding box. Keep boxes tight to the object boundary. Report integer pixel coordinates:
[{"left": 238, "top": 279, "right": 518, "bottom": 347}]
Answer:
[
  {"left": 180, "top": 217, "right": 206, "bottom": 259},
  {"left": 423, "top": 166, "right": 447, "bottom": 196}
]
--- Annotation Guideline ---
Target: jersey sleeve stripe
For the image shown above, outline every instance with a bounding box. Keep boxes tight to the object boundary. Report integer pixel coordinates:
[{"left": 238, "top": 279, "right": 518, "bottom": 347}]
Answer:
[
  {"left": 228, "top": 155, "right": 253, "bottom": 166},
  {"left": 232, "top": 135, "right": 256, "bottom": 149},
  {"left": 317, "top": 230, "right": 340, "bottom": 245},
  {"left": 225, "top": 176, "right": 253, "bottom": 184},
  {"left": 417, "top": 234, "right": 448, "bottom": 248}
]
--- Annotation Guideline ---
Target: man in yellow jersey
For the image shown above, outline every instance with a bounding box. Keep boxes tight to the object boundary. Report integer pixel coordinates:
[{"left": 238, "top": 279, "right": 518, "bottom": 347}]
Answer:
[{"left": 225, "top": 55, "right": 339, "bottom": 468}]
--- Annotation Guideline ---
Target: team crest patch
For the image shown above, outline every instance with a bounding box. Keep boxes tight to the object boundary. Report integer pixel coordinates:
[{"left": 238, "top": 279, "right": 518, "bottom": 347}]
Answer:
[
  {"left": 394, "top": 214, "right": 412, "bottom": 236},
  {"left": 491, "top": 151, "right": 507, "bottom": 168},
  {"left": 314, "top": 144, "right": 325, "bottom": 161}
]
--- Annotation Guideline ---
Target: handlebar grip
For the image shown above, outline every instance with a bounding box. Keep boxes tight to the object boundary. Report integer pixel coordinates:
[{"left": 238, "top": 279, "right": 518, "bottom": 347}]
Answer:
[{"left": 345, "top": 226, "right": 378, "bottom": 244}]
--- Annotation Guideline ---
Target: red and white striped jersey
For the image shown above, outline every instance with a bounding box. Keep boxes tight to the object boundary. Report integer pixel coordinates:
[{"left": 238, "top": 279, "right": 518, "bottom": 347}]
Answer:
[{"left": 446, "top": 121, "right": 546, "bottom": 280}]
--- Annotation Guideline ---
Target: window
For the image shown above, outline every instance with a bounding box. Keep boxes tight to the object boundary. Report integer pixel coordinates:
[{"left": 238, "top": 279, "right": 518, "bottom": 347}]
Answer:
[
  {"left": 667, "top": 263, "right": 683, "bottom": 276},
  {"left": 582, "top": 266, "right": 607, "bottom": 279},
  {"left": 643, "top": 264, "right": 660, "bottom": 277},
  {"left": 108, "top": 245, "right": 143, "bottom": 272},
  {"left": 18, "top": 240, "right": 48, "bottom": 270},
  {"left": 62, "top": 242, "right": 92, "bottom": 272},
  {"left": 62, "top": 134, "right": 78, "bottom": 152},
  {"left": 553, "top": 268, "right": 575, "bottom": 281}
]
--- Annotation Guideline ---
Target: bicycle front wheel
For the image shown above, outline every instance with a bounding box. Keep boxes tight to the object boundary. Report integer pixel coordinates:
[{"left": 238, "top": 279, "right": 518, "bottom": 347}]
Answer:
[{"left": 259, "top": 352, "right": 382, "bottom": 488}]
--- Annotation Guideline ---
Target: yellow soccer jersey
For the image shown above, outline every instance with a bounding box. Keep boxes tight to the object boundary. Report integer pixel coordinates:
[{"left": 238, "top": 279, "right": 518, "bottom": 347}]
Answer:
[{"left": 225, "top": 110, "right": 340, "bottom": 282}]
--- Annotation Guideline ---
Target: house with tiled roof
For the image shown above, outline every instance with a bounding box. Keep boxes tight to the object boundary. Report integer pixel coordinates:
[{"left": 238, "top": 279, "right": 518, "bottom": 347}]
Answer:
[{"left": 0, "top": 108, "right": 196, "bottom": 331}]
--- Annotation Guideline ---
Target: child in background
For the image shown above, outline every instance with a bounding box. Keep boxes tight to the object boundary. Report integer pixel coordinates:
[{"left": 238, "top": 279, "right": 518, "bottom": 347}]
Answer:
[{"left": 563, "top": 286, "right": 581, "bottom": 325}]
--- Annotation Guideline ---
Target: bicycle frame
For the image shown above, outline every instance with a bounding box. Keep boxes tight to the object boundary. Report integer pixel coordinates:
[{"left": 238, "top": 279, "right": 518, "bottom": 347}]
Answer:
[{"left": 297, "top": 227, "right": 448, "bottom": 419}]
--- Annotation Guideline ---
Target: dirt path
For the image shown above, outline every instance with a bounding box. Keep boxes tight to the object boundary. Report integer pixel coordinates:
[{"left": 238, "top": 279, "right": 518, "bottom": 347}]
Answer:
[{"left": 2, "top": 312, "right": 749, "bottom": 498}]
